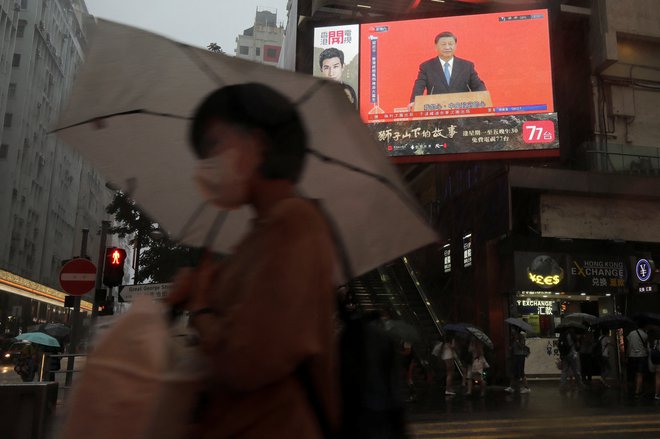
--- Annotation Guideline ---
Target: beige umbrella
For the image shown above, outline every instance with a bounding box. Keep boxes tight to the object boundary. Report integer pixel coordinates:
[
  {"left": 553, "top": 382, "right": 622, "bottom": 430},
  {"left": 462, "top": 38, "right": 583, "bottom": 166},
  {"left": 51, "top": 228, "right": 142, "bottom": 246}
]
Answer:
[{"left": 54, "top": 19, "right": 437, "bottom": 279}]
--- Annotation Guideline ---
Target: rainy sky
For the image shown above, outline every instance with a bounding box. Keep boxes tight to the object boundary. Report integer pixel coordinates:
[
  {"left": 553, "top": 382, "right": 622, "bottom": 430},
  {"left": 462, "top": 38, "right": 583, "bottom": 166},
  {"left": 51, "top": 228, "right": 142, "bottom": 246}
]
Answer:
[{"left": 84, "top": 0, "right": 290, "bottom": 54}]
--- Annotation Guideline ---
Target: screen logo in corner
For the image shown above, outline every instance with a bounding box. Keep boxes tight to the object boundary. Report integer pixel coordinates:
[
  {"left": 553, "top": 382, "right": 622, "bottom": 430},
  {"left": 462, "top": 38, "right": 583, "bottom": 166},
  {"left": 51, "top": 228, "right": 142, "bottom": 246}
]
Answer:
[{"left": 522, "top": 120, "right": 555, "bottom": 144}]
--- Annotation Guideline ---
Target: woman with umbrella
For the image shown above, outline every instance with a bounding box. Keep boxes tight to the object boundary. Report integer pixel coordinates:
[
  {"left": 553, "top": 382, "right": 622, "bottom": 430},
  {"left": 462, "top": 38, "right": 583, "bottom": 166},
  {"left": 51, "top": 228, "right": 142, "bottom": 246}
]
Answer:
[
  {"left": 504, "top": 319, "right": 531, "bottom": 394},
  {"left": 432, "top": 331, "right": 458, "bottom": 396},
  {"left": 167, "top": 84, "right": 340, "bottom": 438}
]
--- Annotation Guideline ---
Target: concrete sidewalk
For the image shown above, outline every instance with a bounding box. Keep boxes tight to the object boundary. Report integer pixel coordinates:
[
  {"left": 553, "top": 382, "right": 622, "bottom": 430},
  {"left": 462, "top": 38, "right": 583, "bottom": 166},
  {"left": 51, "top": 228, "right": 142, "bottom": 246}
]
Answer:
[{"left": 407, "top": 379, "right": 659, "bottom": 424}]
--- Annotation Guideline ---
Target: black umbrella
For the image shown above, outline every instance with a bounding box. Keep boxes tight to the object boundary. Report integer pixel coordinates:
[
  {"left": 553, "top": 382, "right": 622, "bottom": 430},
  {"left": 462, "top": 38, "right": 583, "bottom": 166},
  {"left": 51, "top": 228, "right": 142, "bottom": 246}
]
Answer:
[
  {"left": 443, "top": 323, "right": 471, "bottom": 334},
  {"left": 466, "top": 326, "right": 494, "bottom": 350},
  {"left": 564, "top": 313, "right": 598, "bottom": 325},
  {"left": 40, "top": 323, "right": 71, "bottom": 340},
  {"left": 632, "top": 313, "right": 660, "bottom": 327},
  {"left": 595, "top": 315, "right": 636, "bottom": 330},
  {"left": 556, "top": 321, "right": 587, "bottom": 331},
  {"left": 384, "top": 320, "right": 421, "bottom": 344},
  {"left": 505, "top": 317, "right": 534, "bottom": 333}
]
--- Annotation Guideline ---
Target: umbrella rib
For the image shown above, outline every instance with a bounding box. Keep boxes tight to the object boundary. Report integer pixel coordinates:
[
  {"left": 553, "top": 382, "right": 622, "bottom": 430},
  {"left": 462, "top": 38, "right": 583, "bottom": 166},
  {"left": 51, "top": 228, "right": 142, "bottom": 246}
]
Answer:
[
  {"left": 51, "top": 109, "right": 190, "bottom": 133},
  {"left": 177, "top": 43, "right": 226, "bottom": 86},
  {"left": 297, "top": 194, "right": 355, "bottom": 281},
  {"left": 294, "top": 80, "right": 328, "bottom": 107},
  {"left": 203, "top": 210, "right": 229, "bottom": 250},
  {"left": 175, "top": 201, "right": 210, "bottom": 244},
  {"left": 306, "top": 149, "right": 431, "bottom": 229}
]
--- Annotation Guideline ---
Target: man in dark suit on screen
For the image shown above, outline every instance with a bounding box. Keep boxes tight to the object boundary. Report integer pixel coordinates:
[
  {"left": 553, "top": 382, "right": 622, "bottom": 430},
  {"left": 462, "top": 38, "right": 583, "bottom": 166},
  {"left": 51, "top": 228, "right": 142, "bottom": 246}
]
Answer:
[{"left": 409, "top": 31, "right": 486, "bottom": 104}]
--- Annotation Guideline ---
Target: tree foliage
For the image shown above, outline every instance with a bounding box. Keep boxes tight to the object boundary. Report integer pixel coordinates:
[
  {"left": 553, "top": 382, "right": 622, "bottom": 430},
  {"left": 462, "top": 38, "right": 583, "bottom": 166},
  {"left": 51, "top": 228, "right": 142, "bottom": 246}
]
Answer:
[
  {"left": 207, "top": 42, "right": 224, "bottom": 53},
  {"left": 106, "top": 192, "right": 202, "bottom": 284}
]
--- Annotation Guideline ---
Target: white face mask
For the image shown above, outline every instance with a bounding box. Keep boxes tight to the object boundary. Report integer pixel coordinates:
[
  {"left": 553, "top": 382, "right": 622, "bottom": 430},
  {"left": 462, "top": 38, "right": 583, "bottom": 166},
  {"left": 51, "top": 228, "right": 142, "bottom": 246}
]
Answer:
[{"left": 194, "top": 147, "right": 252, "bottom": 209}]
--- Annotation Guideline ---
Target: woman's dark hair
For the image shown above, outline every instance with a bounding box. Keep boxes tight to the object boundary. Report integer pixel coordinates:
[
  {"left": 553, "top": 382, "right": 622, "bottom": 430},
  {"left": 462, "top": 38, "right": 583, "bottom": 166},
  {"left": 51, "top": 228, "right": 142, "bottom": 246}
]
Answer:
[{"left": 190, "top": 83, "right": 307, "bottom": 182}]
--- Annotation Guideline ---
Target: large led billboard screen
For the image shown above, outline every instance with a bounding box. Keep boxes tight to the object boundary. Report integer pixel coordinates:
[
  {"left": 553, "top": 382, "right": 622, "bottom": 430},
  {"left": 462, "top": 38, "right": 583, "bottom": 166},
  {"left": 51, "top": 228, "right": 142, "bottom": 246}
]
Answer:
[{"left": 358, "top": 9, "right": 558, "bottom": 162}]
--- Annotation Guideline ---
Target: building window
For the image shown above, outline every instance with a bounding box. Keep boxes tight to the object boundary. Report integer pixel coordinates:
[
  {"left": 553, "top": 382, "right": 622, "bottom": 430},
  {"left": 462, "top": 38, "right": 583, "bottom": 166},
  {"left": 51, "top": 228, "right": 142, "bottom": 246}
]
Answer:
[
  {"left": 17, "top": 20, "right": 27, "bottom": 38},
  {"left": 4, "top": 113, "right": 13, "bottom": 128},
  {"left": 463, "top": 233, "right": 472, "bottom": 268},
  {"left": 256, "top": 47, "right": 261, "bottom": 57},
  {"left": 0, "top": 144, "right": 8, "bottom": 159},
  {"left": 8, "top": 83, "right": 16, "bottom": 98},
  {"left": 12, "top": 54, "right": 21, "bottom": 67},
  {"left": 21, "top": 0, "right": 28, "bottom": 9},
  {"left": 263, "top": 45, "right": 281, "bottom": 62},
  {"left": 239, "top": 46, "right": 249, "bottom": 55},
  {"left": 443, "top": 243, "right": 451, "bottom": 273}
]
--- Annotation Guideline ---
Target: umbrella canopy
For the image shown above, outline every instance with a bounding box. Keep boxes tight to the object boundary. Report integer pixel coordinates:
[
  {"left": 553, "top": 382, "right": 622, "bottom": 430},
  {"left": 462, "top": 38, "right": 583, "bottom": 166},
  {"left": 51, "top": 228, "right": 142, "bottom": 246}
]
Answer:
[
  {"left": 505, "top": 317, "right": 534, "bottom": 333},
  {"left": 465, "top": 326, "right": 494, "bottom": 350},
  {"left": 595, "top": 315, "right": 636, "bottom": 330},
  {"left": 53, "top": 19, "right": 437, "bottom": 279},
  {"left": 442, "top": 323, "right": 471, "bottom": 334},
  {"left": 384, "top": 320, "right": 420, "bottom": 344},
  {"left": 632, "top": 313, "right": 660, "bottom": 327},
  {"left": 564, "top": 313, "right": 598, "bottom": 325},
  {"left": 40, "top": 323, "right": 71, "bottom": 339},
  {"left": 15, "top": 332, "right": 60, "bottom": 348},
  {"left": 556, "top": 321, "right": 587, "bottom": 332}
]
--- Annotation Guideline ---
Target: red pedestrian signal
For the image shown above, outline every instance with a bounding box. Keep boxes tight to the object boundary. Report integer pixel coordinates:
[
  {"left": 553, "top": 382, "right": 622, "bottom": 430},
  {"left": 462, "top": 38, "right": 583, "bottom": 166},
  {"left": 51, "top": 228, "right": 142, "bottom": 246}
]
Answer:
[
  {"left": 111, "top": 249, "right": 122, "bottom": 265},
  {"left": 103, "top": 247, "right": 127, "bottom": 287}
]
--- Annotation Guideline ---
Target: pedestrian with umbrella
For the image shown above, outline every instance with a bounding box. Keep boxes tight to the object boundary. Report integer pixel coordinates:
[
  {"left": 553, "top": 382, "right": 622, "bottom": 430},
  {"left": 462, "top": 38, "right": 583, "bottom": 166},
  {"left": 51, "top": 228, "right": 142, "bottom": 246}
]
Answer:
[
  {"left": 558, "top": 326, "right": 585, "bottom": 389},
  {"left": 626, "top": 324, "right": 649, "bottom": 398},
  {"left": 504, "top": 320, "right": 531, "bottom": 394},
  {"left": 432, "top": 331, "right": 459, "bottom": 396},
  {"left": 55, "top": 20, "right": 437, "bottom": 438},
  {"left": 14, "top": 332, "right": 61, "bottom": 382},
  {"left": 161, "top": 84, "right": 339, "bottom": 437},
  {"left": 157, "top": 84, "right": 433, "bottom": 438}
]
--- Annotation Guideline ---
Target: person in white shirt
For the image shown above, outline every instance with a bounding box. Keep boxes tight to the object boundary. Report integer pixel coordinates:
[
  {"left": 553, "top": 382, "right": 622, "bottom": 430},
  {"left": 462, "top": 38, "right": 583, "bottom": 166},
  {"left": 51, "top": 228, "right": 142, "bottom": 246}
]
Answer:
[
  {"left": 626, "top": 327, "right": 648, "bottom": 397},
  {"left": 432, "top": 334, "right": 457, "bottom": 396}
]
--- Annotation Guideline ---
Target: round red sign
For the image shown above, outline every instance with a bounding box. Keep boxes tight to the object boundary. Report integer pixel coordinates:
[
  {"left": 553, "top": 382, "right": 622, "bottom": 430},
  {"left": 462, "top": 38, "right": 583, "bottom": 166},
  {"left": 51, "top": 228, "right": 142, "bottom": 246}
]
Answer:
[{"left": 59, "top": 258, "right": 97, "bottom": 296}]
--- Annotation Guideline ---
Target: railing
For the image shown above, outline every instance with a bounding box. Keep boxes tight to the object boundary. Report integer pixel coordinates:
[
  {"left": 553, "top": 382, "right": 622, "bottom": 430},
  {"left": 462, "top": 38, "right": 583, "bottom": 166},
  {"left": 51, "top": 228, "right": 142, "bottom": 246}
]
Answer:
[
  {"left": 39, "top": 353, "right": 86, "bottom": 401},
  {"left": 586, "top": 144, "right": 660, "bottom": 176}
]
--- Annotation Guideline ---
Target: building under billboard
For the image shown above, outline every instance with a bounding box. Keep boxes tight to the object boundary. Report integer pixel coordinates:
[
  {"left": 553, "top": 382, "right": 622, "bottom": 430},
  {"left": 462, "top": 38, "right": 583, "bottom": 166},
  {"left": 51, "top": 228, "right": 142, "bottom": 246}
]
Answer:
[{"left": 284, "top": 0, "right": 660, "bottom": 381}]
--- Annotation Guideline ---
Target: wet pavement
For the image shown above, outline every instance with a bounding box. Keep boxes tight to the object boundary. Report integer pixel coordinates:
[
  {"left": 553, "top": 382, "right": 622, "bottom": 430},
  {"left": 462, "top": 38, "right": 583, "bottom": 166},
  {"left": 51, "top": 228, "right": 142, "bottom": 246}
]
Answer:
[{"left": 407, "top": 380, "right": 660, "bottom": 438}]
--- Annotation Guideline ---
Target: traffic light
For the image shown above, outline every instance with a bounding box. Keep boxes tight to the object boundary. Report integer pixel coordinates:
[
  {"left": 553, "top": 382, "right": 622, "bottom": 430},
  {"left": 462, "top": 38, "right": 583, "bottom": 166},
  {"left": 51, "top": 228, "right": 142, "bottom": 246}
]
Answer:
[
  {"left": 103, "top": 247, "right": 127, "bottom": 287},
  {"left": 98, "top": 297, "right": 114, "bottom": 316}
]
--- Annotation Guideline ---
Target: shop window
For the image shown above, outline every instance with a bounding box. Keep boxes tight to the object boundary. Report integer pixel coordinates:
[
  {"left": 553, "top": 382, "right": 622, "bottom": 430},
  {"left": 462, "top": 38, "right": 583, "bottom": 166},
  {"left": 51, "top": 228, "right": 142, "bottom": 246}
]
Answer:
[
  {"left": 443, "top": 243, "right": 451, "bottom": 273},
  {"left": 463, "top": 233, "right": 472, "bottom": 268}
]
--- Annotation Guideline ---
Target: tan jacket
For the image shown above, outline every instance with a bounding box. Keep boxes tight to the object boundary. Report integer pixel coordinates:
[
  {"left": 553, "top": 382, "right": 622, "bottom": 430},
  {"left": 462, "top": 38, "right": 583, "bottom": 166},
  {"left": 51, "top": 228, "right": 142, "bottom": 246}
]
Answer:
[{"left": 192, "top": 198, "right": 339, "bottom": 438}]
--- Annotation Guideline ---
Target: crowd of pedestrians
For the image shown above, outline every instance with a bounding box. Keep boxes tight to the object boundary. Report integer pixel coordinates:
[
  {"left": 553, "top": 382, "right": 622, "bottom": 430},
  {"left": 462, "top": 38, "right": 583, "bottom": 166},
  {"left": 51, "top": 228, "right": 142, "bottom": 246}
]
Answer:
[{"left": 422, "top": 318, "right": 660, "bottom": 401}]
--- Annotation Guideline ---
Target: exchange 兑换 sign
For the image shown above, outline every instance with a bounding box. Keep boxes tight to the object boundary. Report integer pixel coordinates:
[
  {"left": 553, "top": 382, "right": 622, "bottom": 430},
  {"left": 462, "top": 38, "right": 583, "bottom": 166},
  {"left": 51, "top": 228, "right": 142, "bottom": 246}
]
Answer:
[{"left": 568, "top": 255, "right": 627, "bottom": 293}]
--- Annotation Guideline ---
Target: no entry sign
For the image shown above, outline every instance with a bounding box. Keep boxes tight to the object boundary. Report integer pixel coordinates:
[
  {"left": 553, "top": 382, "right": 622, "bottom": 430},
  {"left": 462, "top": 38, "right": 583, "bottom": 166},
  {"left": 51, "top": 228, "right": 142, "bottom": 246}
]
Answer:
[{"left": 60, "top": 258, "right": 97, "bottom": 296}]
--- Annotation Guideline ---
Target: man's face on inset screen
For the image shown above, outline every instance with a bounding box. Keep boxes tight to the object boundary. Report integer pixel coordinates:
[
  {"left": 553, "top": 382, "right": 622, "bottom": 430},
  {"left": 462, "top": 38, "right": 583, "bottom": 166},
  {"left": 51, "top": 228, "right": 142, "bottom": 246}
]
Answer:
[
  {"left": 435, "top": 37, "right": 456, "bottom": 62},
  {"left": 321, "top": 57, "right": 344, "bottom": 82}
]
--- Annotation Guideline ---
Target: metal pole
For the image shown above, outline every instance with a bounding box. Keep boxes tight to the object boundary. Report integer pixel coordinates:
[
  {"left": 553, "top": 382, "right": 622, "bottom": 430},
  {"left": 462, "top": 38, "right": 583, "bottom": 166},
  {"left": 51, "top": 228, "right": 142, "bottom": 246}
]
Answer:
[
  {"left": 65, "top": 229, "right": 89, "bottom": 387},
  {"left": 93, "top": 221, "right": 111, "bottom": 319},
  {"left": 133, "top": 232, "right": 141, "bottom": 284}
]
